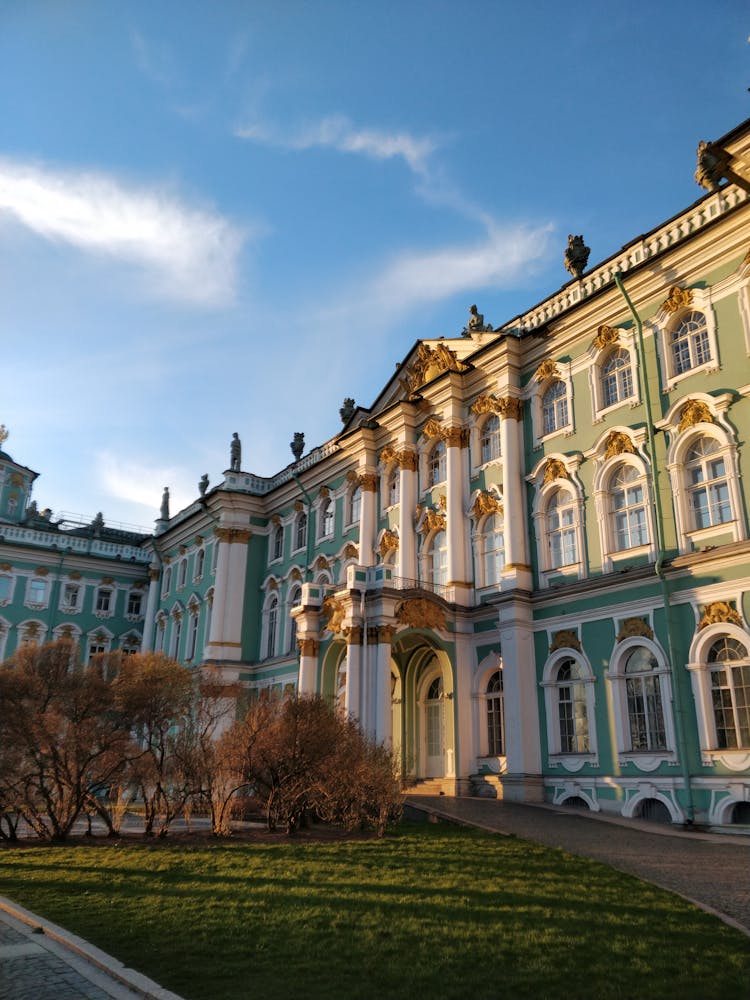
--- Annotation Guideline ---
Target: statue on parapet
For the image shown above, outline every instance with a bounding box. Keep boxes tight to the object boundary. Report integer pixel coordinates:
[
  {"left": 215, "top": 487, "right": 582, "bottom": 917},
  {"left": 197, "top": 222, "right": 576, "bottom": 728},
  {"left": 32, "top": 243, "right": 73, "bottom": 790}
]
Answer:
[
  {"left": 199, "top": 474, "right": 209, "bottom": 497},
  {"left": 291, "top": 432, "right": 305, "bottom": 462},
  {"left": 230, "top": 432, "right": 242, "bottom": 472},
  {"left": 160, "top": 487, "right": 170, "bottom": 521},
  {"left": 463, "top": 304, "right": 492, "bottom": 336},
  {"left": 339, "top": 398, "right": 356, "bottom": 424},
  {"left": 564, "top": 235, "right": 590, "bottom": 279}
]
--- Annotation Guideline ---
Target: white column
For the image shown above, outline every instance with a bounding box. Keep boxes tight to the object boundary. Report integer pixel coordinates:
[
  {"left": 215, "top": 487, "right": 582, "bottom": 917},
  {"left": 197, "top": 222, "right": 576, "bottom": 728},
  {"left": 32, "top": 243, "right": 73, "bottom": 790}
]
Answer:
[
  {"left": 298, "top": 638, "right": 319, "bottom": 694},
  {"left": 500, "top": 399, "right": 531, "bottom": 589},
  {"left": 344, "top": 627, "right": 362, "bottom": 720},
  {"left": 372, "top": 625, "right": 395, "bottom": 746},
  {"left": 141, "top": 565, "right": 161, "bottom": 652},
  {"left": 445, "top": 428, "right": 469, "bottom": 589},
  {"left": 499, "top": 602, "right": 543, "bottom": 800},
  {"left": 358, "top": 473, "right": 378, "bottom": 566},
  {"left": 205, "top": 528, "right": 251, "bottom": 661},
  {"left": 397, "top": 451, "right": 418, "bottom": 580}
]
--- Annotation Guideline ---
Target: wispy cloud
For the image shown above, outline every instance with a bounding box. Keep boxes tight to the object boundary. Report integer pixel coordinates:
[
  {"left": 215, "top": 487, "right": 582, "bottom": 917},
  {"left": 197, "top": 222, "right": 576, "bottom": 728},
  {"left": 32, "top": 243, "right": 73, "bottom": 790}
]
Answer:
[
  {"left": 0, "top": 158, "right": 247, "bottom": 305},
  {"left": 97, "top": 451, "right": 195, "bottom": 517},
  {"left": 131, "top": 29, "right": 177, "bottom": 88},
  {"left": 235, "top": 114, "right": 437, "bottom": 176}
]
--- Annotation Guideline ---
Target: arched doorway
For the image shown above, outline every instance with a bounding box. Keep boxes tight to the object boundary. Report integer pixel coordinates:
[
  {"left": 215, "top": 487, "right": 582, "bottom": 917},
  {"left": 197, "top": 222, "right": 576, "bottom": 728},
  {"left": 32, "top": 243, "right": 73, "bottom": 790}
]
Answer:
[
  {"left": 423, "top": 673, "right": 445, "bottom": 777},
  {"left": 394, "top": 638, "right": 455, "bottom": 782}
]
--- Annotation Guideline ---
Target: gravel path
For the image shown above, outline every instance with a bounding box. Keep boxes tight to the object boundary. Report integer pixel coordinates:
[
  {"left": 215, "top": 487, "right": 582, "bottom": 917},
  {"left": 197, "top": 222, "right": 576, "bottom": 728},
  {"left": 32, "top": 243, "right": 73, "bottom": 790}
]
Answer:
[{"left": 406, "top": 795, "right": 750, "bottom": 935}]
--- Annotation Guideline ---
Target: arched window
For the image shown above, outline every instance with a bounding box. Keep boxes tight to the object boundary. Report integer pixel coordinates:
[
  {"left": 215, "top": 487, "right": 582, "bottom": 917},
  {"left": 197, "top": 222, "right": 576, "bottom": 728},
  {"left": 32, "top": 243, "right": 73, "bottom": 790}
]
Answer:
[
  {"left": 546, "top": 489, "right": 578, "bottom": 568},
  {"left": 428, "top": 530, "right": 447, "bottom": 587},
  {"left": 186, "top": 609, "right": 200, "bottom": 660},
  {"left": 611, "top": 465, "right": 649, "bottom": 550},
  {"left": 601, "top": 349, "right": 634, "bottom": 408},
  {"left": 555, "top": 658, "right": 589, "bottom": 753},
  {"left": 429, "top": 441, "right": 446, "bottom": 487},
  {"left": 273, "top": 525, "right": 284, "bottom": 561},
  {"left": 348, "top": 486, "right": 361, "bottom": 526},
  {"left": 319, "top": 498, "right": 334, "bottom": 538},
  {"left": 486, "top": 670, "right": 504, "bottom": 756},
  {"left": 671, "top": 310, "right": 710, "bottom": 375},
  {"left": 708, "top": 636, "right": 750, "bottom": 749},
  {"left": 265, "top": 596, "right": 278, "bottom": 659},
  {"left": 178, "top": 560, "right": 187, "bottom": 589},
  {"left": 162, "top": 567, "right": 172, "bottom": 596},
  {"left": 686, "top": 437, "right": 732, "bottom": 529},
  {"left": 288, "top": 586, "right": 302, "bottom": 653},
  {"left": 542, "top": 380, "right": 569, "bottom": 436},
  {"left": 387, "top": 469, "right": 400, "bottom": 507},
  {"left": 480, "top": 415, "right": 501, "bottom": 464},
  {"left": 624, "top": 646, "right": 666, "bottom": 751},
  {"left": 294, "top": 511, "right": 307, "bottom": 551},
  {"left": 171, "top": 615, "right": 182, "bottom": 659},
  {"left": 195, "top": 548, "right": 206, "bottom": 580},
  {"left": 482, "top": 513, "right": 505, "bottom": 586}
]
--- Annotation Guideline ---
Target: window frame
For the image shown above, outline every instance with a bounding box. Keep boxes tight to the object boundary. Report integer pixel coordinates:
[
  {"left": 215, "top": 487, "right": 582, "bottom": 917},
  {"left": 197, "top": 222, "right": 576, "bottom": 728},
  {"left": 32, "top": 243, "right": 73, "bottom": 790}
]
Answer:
[
  {"left": 655, "top": 294, "right": 719, "bottom": 392},
  {"left": 26, "top": 576, "right": 49, "bottom": 609},
  {"left": 541, "top": 648, "right": 598, "bottom": 768},
  {"left": 688, "top": 622, "right": 750, "bottom": 769},
  {"left": 606, "top": 635, "right": 675, "bottom": 767}
]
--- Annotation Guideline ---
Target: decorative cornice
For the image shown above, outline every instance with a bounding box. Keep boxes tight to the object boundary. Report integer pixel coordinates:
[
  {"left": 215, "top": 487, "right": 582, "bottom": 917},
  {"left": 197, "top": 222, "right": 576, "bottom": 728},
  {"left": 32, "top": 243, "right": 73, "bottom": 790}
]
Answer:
[
  {"left": 214, "top": 527, "right": 253, "bottom": 544},
  {"left": 550, "top": 629, "right": 581, "bottom": 653},
  {"left": 395, "top": 598, "right": 447, "bottom": 631},
  {"left": 661, "top": 285, "right": 694, "bottom": 315},
  {"left": 398, "top": 341, "right": 469, "bottom": 397},
  {"left": 535, "top": 359, "right": 560, "bottom": 383},
  {"left": 592, "top": 325, "right": 620, "bottom": 351},
  {"left": 379, "top": 530, "right": 400, "bottom": 557},
  {"left": 604, "top": 431, "right": 635, "bottom": 460},
  {"left": 321, "top": 596, "right": 346, "bottom": 635},
  {"left": 617, "top": 617, "right": 654, "bottom": 642},
  {"left": 543, "top": 458, "right": 569, "bottom": 485},
  {"left": 698, "top": 601, "right": 742, "bottom": 631},
  {"left": 678, "top": 399, "right": 713, "bottom": 431},
  {"left": 471, "top": 490, "right": 503, "bottom": 519}
]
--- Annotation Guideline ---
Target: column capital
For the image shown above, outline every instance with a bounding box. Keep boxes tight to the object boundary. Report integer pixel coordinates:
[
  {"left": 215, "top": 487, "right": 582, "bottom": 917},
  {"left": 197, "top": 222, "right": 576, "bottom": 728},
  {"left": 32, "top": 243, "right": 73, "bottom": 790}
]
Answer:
[
  {"left": 214, "top": 527, "right": 253, "bottom": 544},
  {"left": 297, "top": 637, "right": 320, "bottom": 657},
  {"left": 344, "top": 625, "right": 363, "bottom": 645}
]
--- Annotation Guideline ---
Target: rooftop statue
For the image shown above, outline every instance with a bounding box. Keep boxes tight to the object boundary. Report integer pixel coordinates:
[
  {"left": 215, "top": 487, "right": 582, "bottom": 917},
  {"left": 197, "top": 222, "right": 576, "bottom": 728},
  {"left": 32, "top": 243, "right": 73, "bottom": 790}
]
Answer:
[
  {"left": 230, "top": 432, "right": 241, "bottom": 472},
  {"left": 199, "top": 473, "right": 209, "bottom": 497},
  {"left": 463, "top": 304, "right": 492, "bottom": 336},
  {"left": 564, "top": 234, "right": 590, "bottom": 279},
  {"left": 291, "top": 432, "right": 305, "bottom": 462},
  {"left": 160, "top": 487, "right": 170, "bottom": 521},
  {"left": 339, "top": 397, "right": 356, "bottom": 424}
]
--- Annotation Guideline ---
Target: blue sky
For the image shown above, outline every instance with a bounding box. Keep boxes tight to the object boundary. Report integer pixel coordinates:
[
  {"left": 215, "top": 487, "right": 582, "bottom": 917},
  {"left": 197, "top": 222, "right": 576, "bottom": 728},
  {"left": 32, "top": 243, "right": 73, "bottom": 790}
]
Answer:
[{"left": 1, "top": 1, "right": 748, "bottom": 529}]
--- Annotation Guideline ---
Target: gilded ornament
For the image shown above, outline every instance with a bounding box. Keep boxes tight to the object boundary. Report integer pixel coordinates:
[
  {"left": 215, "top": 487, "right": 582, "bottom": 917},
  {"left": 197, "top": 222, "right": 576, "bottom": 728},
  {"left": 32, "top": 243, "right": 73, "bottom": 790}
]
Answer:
[
  {"left": 101, "top": 577, "right": 113, "bottom": 585},
  {"left": 344, "top": 625, "right": 362, "bottom": 645},
  {"left": 293, "top": 500, "right": 304, "bottom": 513},
  {"left": 314, "top": 555, "right": 329, "bottom": 571},
  {"left": 399, "top": 341, "right": 469, "bottom": 396},
  {"left": 471, "top": 394, "right": 502, "bottom": 416},
  {"left": 271, "top": 514, "right": 281, "bottom": 526},
  {"left": 9, "top": 473, "right": 23, "bottom": 487},
  {"left": 318, "top": 485, "right": 330, "bottom": 499},
  {"left": 661, "top": 286, "right": 694, "bottom": 315},
  {"left": 616, "top": 617, "right": 654, "bottom": 642},
  {"left": 321, "top": 596, "right": 346, "bottom": 635},
  {"left": 698, "top": 601, "right": 743, "bottom": 631},
  {"left": 399, "top": 450, "right": 418, "bottom": 471},
  {"left": 358, "top": 472, "right": 378, "bottom": 492},
  {"left": 297, "top": 637, "right": 320, "bottom": 657},
  {"left": 346, "top": 470, "right": 359, "bottom": 484},
  {"left": 379, "top": 530, "right": 400, "bottom": 557},
  {"left": 550, "top": 629, "right": 581, "bottom": 653},
  {"left": 593, "top": 325, "right": 620, "bottom": 351},
  {"left": 535, "top": 359, "right": 560, "bottom": 383},
  {"left": 422, "top": 418, "right": 445, "bottom": 440},
  {"left": 678, "top": 399, "right": 713, "bottom": 431},
  {"left": 343, "top": 543, "right": 358, "bottom": 559},
  {"left": 604, "top": 431, "right": 635, "bottom": 460},
  {"left": 194, "top": 535, "right": 203, "bottom": 546},
  {"left": 69, "top": 571, "right": 82, "bottom": 580},
  {"left": 289, "top": 567, "right": 302, "bottom": 581},
  {"left": 543, "top": 458, "right": 568, "bottom": 484},
  {"left": 215, "top": 527, "right": 252, "bottom": 544},
  {"left": 380, "top": 444, "right": 398, "bottom": 465},
  {"left": 268, "top": 579, "right": 278, "bottom": 591},
  {"left": 172, "top": 608, "right": 182, "bottom": 622},
  {"left": 179, "top": 545, "right": 187, "bottom": 555},
  {"left": 444, "top": 425, "right": 469, "bottom": 448},
  {"left": 396, "top": 598, "right": 447, "bottom": 631},
  {"left": 0, "top": 563, "right": 10, "bottom": 572},
  {"left": 420, "top": 508, "right": 446, "bottom": 535},
  {"left": 472, "top": 490, "right": 503, "bottom": 518},
  {"left": 35, "top": 567, "right": 49, "bottom": 577},
  {"left": 498, "top": 396, "right": 523, "bottom": 421}
]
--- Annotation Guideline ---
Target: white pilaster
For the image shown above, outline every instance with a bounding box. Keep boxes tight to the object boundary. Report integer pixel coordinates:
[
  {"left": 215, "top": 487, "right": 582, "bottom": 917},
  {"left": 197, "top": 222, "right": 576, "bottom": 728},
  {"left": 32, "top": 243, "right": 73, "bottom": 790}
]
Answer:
[
  {"left": 205, "top": 527, "right": 251, "bottom": 661},
  {"left": 397, "top": 452, "right": 418, "bottom": 580},
  {"left": 141, "top": 565, "right": 160, "bottom": 652}
]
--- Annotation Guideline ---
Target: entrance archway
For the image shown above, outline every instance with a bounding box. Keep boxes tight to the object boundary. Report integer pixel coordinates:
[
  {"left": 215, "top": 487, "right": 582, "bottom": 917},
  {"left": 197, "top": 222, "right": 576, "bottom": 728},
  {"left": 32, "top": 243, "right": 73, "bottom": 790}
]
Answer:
[{"left": 394, "top": 636, "right": 455, "bottom": 781}]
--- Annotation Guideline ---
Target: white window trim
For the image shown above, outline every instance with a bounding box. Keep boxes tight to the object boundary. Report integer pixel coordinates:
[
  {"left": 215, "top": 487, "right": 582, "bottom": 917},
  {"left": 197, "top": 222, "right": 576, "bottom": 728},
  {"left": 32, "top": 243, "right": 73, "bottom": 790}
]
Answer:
[
  {"left": 25, "top": 576, "right": 49, "bottom": 610},
  {"left": 292, "top": 510, "right": 308, "bottom": 554},
  {"left": 126, "top": 589, "right": 144, "bottom": 621},
  {"left": 471, "top": 502, "right": 506, "bottom": 590},
  {"left": 93, "top": 585, "right": 115, "bottom": 619},
  {"left": 470, "top": 412, "right": 503, "bottom": 474},
  {"left": 0, "top": 572, "right": 15, "bottom": 607},
  {"left": 261, "top": 591, "right": 280, "bottom": 660},
  {"left": 529, "top": 456, "right": 586, "bottom": 588},
  {"left": 604, "top": 635, "right": 676, "bottom": 770},
  {"left": 588, "top": 331, "right": 641, "bottom": 422},
  {"left": 379, "top": 462, "right": 401, "bottom": 513},
  {"left": 0, "top": 617, "right": 9, "bottom": 661},
  {"left": 269, "top": 525, "right": 284, "bottom": 566},
  {"left": 687, "top": 621, "right": 750, "bottom": 771},
  {"left": 530, "top": 367, "right": 574, "bottom": 446},
  {"left": 421, "top": 439, "right": 447, "bottom": 494},
  {"left": 653, "top": 289, "right": 719, "bottom": 392},
  {"left": 59, "top": 581, "right": 82, "bottom": 614},
  {"left": 541, "top": 647, "right": 598, "bottom": 770}
]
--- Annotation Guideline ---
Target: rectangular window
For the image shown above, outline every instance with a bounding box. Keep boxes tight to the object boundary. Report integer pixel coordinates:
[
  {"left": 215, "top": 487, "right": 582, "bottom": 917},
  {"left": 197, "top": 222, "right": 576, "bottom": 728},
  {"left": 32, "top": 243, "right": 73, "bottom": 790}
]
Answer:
[
  {"left": 127, "top": 592, "right": 142, "bottom": 616},
  {"left": 27, "top": 578, "right": 47, "bottom": 605},
  {"left": 0, "top": 576, "right": 12, "bottom": 602},
  {"left": 62, "top": 583, "right": 80, "bottom": 609},
  {"left": 96, "top": 588, "right": 112, "bottom": 613}
]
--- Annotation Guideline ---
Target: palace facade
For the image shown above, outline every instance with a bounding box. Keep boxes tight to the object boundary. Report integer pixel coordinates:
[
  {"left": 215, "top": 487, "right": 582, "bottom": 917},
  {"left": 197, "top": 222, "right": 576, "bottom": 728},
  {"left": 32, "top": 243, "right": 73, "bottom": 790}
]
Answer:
[{"left": 3, "top": 117, "right": 750, "bottom": 828}]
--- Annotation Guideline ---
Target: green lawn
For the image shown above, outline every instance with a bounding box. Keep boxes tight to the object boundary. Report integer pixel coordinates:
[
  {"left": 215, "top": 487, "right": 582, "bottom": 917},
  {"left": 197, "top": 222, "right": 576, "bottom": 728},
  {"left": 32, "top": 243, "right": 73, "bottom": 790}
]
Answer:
[{"left": 1, "top": 824, "right": 748, "bottom": 1000}]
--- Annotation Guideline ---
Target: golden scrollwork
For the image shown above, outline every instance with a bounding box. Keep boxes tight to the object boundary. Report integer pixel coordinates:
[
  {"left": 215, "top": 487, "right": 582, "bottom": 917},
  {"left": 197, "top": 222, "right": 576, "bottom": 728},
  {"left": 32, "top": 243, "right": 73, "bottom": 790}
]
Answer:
[
  {"left": 321, "top": 596, "right": 346, "bottom": 635},
  {"left": 604, "top": 431, "right": 635, "bottom": 460},
  {"left": 593, "top": 325, "right": 620, "bottom": 351},
  {"left": 101, "top": 576, "right": 113, "bottom": 585},
  {"left": 314, "top": 555, "right": 329, "bottom": 571},
  {"left": 343, "top": 542, "right": 358, "bottom": 559},
  {"left": 399, "top": 341, "right": 469, "bottom": 396},
  {"left": 379, "top": 530, "right": 399, "bottom": 557},
  {"left": 69, "top": 571, "right": 82, "bottom": 580},
  {"left": 678, "top": 399, "right": 713, "bottom": 431},
  {"left": 543, "top": 458, "right": 569, "bottom": 484},
  {"left": 550, "top": 629, "right": 581, "bottom": 652},
  {"left": 293, "top": 500, "right": 304, "bottom": 513},
  {"left": 268, "top": 579, "right": 279, "bottom": 591},
  {"left": 9, "top": 473, "right": 23, "bottom": 487},
  {"left": 215, "top": 527, "right": 253, "bottom": 544},
  {"left": 172, "top": 608, "right": 182, "bottom": 622},
  {"left": 343, "top": 625, "right": 362, "bottom": 645},
  {"left": 289, "top": 567, "right": 302, "bottom": 581},
  {"left": 616, "top": 617, "right": 654, "bottom": 642},
  {"left": 661, "top": 285, "right": 694, "bottom": 315},
  {"left": 444, "top": 425, "right": 469, "bottom": 448},
  {"left": 297, "top": 637, "right": 320, "bottom": 657},
  {"left": 471, "top": 393, "right": 502, "bottom": 416},
  {"left": 380, "top": 444, "right": 398, "bottom": 465},
  {"left": 271, "top": 514, "right": 281, "bottom": 526},
  {"left": 535, "top": 359, "right": 560, "bottom": 383},
  {"left": 0, "top": 563, "right": 10, "bottom": 572},
  {"left": 396, "top": 598, "right": 447, "bottom": 631},
  {"left": 35, "top": 567, "right": 49, "bottom": 577},
  {"left": 179, "top": 545, "right": 187, "bottom": 555},
  {"left": 346, "top": 470, "right": 359, "bottom": 484},
  {"left": 318, "top": 485, "right": 330, "bottom": 499},
  {"left": 420, "top": 508, "right": 446, "bottom": 535},
  {"left": 358, "top": 472, "right": 378, "bottom": 492},
  {"left": 498, "top": 396, "right": 523, "bottom": 421},
  {"left": 472, "top": 490, "right": 502, "bottom": 518},
  {"left": 194, "top": 535, "right": 203, "bottom": 546},
  {"left": 422, "top": 418, "right": 444, "bottom": 440},
  {"left": 698, "top": 601, "right": 743, "bottom": 631}
]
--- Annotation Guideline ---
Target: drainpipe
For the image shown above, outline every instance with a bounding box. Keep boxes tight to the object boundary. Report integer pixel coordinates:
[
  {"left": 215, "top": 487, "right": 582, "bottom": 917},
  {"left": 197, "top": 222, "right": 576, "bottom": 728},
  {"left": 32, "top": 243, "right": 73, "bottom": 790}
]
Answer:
[{"left": 614, "top": 272, "right": 695, "bottom": 823}]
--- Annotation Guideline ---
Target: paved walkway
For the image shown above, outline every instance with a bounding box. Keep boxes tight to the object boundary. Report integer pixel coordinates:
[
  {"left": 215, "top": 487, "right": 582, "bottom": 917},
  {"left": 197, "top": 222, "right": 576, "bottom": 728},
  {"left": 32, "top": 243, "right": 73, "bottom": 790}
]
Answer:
[
  {"left": 406, "top": 795, "right": 750, "bottom": 936},
  {"left": 0, "top": 898, "right": 183, "bottom": 1000}
]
